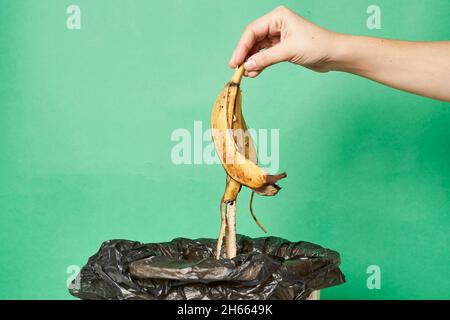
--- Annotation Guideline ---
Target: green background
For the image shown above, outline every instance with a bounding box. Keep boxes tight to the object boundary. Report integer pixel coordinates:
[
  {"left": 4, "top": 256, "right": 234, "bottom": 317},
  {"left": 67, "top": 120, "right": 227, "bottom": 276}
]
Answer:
[{"left": 0, "top": 0, "right": 449, "bottom": 299}]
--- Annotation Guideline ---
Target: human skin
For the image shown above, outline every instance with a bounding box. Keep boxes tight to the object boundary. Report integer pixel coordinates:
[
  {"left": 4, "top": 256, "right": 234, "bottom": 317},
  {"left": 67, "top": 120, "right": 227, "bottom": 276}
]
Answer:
[{"left": 229, "top": 6, "right": 450, "bottom": 102}]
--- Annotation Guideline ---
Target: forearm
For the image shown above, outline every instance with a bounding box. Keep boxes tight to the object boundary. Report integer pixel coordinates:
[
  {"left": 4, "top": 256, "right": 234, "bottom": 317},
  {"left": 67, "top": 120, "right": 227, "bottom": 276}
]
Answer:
[{"left": 331, "top": 35, "right": 450, "bottom": 102}]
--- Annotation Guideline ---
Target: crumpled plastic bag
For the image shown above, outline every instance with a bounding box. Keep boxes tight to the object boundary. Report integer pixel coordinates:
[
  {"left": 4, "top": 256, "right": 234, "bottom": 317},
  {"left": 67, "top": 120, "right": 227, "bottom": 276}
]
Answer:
[{"left": 69, "top": 235, "right": 345, "bottom": 300}]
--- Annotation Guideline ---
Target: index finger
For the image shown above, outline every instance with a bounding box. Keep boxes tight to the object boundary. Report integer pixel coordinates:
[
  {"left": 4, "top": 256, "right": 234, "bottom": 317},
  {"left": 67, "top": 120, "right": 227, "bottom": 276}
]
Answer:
[{"left": 229, "top": 12, "right": 278, "bottom": 68}]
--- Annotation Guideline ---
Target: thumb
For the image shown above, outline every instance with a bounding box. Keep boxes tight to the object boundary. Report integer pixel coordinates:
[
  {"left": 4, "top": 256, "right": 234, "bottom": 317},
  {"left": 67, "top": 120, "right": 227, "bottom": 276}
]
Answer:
[{"left": 244, "top": 44, "right": 289, "bottom": 72}]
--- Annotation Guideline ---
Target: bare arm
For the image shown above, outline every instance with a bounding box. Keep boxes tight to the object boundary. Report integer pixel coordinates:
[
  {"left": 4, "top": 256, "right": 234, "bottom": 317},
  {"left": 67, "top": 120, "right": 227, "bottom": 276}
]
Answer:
[
  {"left": 229, "top": 6, "right": 450, "bottom": 102},
  {"left": 332, "top": 36, "right": 450, "bottom": 101}
]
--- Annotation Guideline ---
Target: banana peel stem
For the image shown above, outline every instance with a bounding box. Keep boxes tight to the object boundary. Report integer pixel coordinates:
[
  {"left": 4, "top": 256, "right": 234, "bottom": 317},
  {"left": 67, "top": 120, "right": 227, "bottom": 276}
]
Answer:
[{"left": 231, "top": 65, "right": 245, "bottom": 84}]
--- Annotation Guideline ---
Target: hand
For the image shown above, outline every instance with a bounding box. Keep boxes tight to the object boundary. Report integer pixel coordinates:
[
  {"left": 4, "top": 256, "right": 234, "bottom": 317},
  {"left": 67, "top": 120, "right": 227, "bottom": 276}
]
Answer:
[
  {"left": 229, "top": 6, "right": 450, "bottom": 102},
  {"left": 229, "top": 6, "right": 339, "bottom": 77}
]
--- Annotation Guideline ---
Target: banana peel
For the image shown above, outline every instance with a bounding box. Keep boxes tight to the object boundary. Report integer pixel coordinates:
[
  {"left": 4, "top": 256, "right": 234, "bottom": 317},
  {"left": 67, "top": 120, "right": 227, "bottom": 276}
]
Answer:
[{"left": 211, "top": 65, "right": 287, "bottom": 259}]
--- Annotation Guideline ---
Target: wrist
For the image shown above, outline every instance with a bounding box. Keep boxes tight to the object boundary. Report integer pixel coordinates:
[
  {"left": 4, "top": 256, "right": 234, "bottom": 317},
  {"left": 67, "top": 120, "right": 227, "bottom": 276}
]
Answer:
[{"left": 328, "top": 33, "right": 359, "bottom": 73}]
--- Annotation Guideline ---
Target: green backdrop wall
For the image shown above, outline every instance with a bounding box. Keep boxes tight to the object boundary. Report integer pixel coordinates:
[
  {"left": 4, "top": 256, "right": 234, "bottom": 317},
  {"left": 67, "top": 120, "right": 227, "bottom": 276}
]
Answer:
[{"left": 0, "top": 0, "right": 449, "bottom": 299}]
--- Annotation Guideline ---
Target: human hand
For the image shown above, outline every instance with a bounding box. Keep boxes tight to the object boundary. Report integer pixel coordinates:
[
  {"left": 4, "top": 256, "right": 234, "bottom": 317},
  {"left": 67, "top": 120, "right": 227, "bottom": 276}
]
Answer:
[
  {"left": 229, "top": 6, "right": 450, "bottom": 101},
  {"left": 229, "top": 6, "right": 339, "bottom": 77}
]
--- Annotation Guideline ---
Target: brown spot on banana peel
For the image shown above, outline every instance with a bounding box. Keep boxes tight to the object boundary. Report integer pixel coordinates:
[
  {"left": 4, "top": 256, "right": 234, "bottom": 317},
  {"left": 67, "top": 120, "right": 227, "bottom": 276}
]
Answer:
[{"left": 226, "top": 83, "right": 237, "bottom": 128}]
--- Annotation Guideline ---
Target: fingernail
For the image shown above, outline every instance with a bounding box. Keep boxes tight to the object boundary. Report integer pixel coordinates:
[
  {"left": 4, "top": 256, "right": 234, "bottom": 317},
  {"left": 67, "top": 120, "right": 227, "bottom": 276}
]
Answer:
[{"left": 244, "top": 59, "right": 256, "bottom": 71}]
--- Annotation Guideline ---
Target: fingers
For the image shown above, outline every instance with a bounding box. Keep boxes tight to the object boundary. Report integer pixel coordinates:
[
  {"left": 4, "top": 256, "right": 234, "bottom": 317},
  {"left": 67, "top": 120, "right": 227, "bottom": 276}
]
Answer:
[
  {"left": 246, "top": 70, "right": 261, "bottom": 78},
  {"left": 246, "top": 37, "right": 272, "bottom": 59},
  {"left": 243, "top": 44, "right": 288, "bottom": 76},
  {"left": 229, "top": 10, "right": 282, "bottom": 68},
  {"left": 243, "top": 36, "right": 281, "bottom": 77}
]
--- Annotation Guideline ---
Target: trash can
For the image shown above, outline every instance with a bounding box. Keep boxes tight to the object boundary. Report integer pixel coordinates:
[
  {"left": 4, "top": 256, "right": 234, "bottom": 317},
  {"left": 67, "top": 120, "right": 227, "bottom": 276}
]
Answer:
[{"left": 69, "top": 235, "right": 345, "bottom": 300}]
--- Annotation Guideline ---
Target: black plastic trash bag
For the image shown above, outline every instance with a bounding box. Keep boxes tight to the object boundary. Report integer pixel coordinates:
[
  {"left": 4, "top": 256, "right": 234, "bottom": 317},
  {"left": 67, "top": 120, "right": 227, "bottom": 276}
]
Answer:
[{"left": 69, "top": 235, "right": 345, "bottom": 300}]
